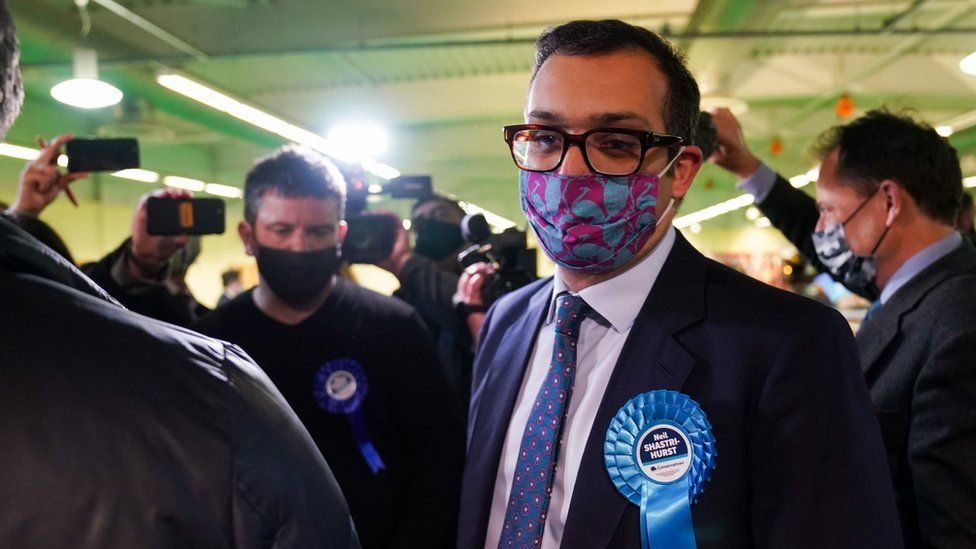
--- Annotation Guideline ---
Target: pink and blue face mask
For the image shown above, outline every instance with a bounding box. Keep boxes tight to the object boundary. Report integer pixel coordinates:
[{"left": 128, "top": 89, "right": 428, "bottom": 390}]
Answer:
[{"left": 519, "top": 150, "right": 682, "bottom": 274}]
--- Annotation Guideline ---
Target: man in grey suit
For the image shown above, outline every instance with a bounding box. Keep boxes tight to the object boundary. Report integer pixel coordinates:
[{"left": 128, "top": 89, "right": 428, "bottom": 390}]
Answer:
[{"left": 712, "top": 107, "right": 976, "bottom": 547}]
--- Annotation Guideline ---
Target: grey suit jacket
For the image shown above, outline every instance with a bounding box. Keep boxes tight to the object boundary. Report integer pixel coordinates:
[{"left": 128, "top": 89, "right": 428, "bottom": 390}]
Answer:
[
  {"left": 857, "top": 241, "right": 976, "bottom": 548},
  {"left": 756, "top": 173, "right": 976, "bottom": 547}
]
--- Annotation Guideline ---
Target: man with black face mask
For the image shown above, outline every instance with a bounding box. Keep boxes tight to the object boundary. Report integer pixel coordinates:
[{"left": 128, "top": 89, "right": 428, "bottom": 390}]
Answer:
[
  {"left": 713, "top": 107, "right": 976, "bottom": 547},
  {"left": 194, "top": 146, "right": 464, "bottom": 549},
  {"left": 373, "top": 194, "right": 474, "bottom": 422}
]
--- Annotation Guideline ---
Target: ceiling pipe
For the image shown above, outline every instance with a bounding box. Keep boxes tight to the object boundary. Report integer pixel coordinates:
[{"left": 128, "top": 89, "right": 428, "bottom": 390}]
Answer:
[{"left": 89, "top": 0, "right": 208, "bottom": 61}]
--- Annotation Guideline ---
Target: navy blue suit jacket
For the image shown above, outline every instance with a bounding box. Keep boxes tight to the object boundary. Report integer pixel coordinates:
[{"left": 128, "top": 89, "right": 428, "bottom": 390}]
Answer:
[{"left": 459, "top": 232, "right": 902, "bottom": 548}]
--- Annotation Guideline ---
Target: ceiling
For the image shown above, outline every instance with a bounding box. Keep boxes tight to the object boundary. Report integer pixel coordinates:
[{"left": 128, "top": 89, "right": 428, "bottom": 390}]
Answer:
[{"left": 9, "top": 0, "right": 976, "bottom": 230}]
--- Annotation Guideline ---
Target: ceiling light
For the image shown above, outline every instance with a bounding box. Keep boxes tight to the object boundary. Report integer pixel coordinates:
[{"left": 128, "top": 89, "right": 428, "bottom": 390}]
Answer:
[
  {"left": 755, "top": 217, "right": 771, "bottom": 228},
  {"left": 328, "top": 124, "right": 389, "bottom": 157},
  {"left": 0, "top": 141, "right": 241, "bottom": 199},
  {"left": 936, "top": 125, "right": 954, "bottom": 137},
  {"left": 163, "top": 175, "right": 206, "bottom": 192},
  {"left": 960, "top": 51, "right": 976, "bottom": 76},
  {"left": 700, "top": 96, "right": 748, "bottom": 116},
  {"left": 204, "top": 183, "right": 243, "bottom": 198},
  {"left": 156, "top": 71, "right": 401, "bottom": 180},
  {"left": 50, "top": 48, "right": 123, "bottom": 109},
  {"left": 673, "top": 194, "right": 755, "bottom": 228},
  {"left": 113, "top": 168, "right": 159, "bottom": 183},
  {"left": 964, "top": 176, "right": 976, "bottom": 189},
  {"left": 745, "top": 206, "right": 761, "bottom": 221},
  {"left": 0, "top": 143, "right": 40, "bottom": 160},
  {"left": 457, "top": 201, "right": 517, "bottom": 229},
  {"left": 689, "top": 223, "right": 702, "bottom": 234},
  {"left": 789, "top": 175, "right": 810, "bottom": 188}
]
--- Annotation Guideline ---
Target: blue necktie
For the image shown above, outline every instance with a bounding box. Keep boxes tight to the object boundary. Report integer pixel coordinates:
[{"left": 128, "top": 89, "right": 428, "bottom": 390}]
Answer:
[
  {"left": 861, "top": 299, "right": 882, "bottom": 330},
  {"left": 498, "top": 293, "right": 589, "bottom": 548}
]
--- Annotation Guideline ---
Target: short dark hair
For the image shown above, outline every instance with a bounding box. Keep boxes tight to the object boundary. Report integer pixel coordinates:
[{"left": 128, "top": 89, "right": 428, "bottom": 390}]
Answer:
[
  {"left": 0, "top": 0, "right": 23, "bottom": 139},
  {"left": 244, "top": 145, "right": 346, "bottom": 223},
  {"left": 533, "top": 19, "right": 700, "bottom": 144},
  {"left": 812, "top": 109, "right": 963, "bottom": 225}
]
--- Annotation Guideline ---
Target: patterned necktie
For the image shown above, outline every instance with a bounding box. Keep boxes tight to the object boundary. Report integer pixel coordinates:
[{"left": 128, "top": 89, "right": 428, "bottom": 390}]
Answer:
[{"left": 498, "top": 293, "right": 589, "bottom": 548}]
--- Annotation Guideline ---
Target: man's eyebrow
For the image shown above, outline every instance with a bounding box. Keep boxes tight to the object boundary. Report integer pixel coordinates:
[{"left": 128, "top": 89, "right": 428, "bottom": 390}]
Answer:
[
  {"left": 525, "top": 110, "right": 563, "bottom": 123},
  {"left": 590, "top": 112, "right": 652, "bottom": 127}
]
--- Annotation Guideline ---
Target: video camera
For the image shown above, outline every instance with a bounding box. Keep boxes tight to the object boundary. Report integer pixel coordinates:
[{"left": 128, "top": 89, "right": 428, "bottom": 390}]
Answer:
[
  {"left": 457, "top": 213, "right": 537, "bottom": 306},
  {"left": 342, "top": 175, "right": 433, "bottom": 263}
]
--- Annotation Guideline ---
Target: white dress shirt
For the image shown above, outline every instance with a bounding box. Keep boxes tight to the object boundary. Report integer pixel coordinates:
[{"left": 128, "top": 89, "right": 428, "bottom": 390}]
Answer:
[{"left": 484, "top": 226, "right": 676, "bottom": 549}]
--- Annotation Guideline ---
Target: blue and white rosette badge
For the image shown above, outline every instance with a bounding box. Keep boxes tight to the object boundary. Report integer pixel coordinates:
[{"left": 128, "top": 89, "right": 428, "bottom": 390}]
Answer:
[
  {"left": 313, "top": 358, "right": 386, "bottom": 474},
  {"left": 605, "top": 390, "right": 717, "bottom": 549}
]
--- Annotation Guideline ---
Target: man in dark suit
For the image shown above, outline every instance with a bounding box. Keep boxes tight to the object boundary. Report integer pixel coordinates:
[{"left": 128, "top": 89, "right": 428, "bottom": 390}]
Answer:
[
  {"left": 457, "top": 20, "right": 901, "bottom": 548},
  {"left": 713, "top": 107, "right": 976, "bottom": 546}
]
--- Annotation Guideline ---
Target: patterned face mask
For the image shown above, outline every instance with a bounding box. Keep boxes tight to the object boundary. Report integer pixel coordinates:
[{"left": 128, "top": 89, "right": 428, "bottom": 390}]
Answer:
[
  {"left": 811, "top": 188, "right": 888, "bottom": 300},
  {"left": 519, "top": 149, "right": 682, "bottom": 274}
]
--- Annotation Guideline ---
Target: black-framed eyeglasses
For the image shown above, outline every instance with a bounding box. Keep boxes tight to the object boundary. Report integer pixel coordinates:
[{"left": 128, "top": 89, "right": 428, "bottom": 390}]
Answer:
[{"left": 503, "top": 124, "right": 683, "bottom": 176}]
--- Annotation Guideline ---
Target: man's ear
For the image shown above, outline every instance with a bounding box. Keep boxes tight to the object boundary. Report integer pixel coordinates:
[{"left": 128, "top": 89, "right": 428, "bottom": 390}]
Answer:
[
  {"left": 239, "top": 220, "right": 256, "bottom": 255},
  {"left": 336, "top": 220, "right": 348, "bottom": 245},
  {"left": 670, "top": 145, "right": 704, "bottom": 200},
  {"left": 879, "top": 180, "right": 903, "bottom": 226}
]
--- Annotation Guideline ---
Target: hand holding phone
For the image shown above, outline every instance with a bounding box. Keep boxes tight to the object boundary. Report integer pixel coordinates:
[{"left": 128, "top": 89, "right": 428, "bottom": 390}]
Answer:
[
  {"left": 10, "top": 134, "right": 89, "bottom": 214},
  {"left": 146, "top": 197, "right": 226, "bottom": 236}
]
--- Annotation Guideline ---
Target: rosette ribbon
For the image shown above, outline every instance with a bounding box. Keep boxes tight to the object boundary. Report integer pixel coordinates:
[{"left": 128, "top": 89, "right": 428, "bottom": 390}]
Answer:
[
  {"left": 604, "top": 390, "right": 717, "bottom": 549},
  {"left": 313, "top": 358, "right": 386, "bottom": 474}
]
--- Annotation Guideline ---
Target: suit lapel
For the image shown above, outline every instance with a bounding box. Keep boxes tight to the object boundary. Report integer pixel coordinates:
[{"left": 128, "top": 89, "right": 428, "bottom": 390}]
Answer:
[
  {"left": 464, "top": 280, "right": 553, "bottom": 544},
  {"left": 561, "top": 232, "right": 706, "bottom": 548},
  {"left": 858, "top": 242, "right": 976, "bottom": 376}
]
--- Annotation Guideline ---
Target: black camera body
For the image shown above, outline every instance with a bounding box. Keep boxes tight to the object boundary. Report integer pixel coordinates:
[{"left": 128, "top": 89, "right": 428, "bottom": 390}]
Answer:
[
  {"left": 457, "top": 213, "right": 537, "bottom": 306},
  {"left": 342, "top": 175, "right": 434, "bottom": 264}
]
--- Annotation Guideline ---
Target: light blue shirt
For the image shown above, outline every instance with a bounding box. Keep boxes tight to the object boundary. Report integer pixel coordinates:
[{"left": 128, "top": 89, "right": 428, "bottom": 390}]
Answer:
[
  {"left": 736, "top": 161, "right": 778, "bottom": 205},
  {"left": 880, "top": 232, "right": 962, "bottom": 304}
]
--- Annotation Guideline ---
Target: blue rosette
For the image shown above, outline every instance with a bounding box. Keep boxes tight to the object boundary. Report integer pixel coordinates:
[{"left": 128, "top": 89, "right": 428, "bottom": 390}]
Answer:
[
  {"left": 313, "top": 358, "right": 386, "bottom": 474},
  {"left": 604, "top": 390, "right": 717, "bottom": 549}
]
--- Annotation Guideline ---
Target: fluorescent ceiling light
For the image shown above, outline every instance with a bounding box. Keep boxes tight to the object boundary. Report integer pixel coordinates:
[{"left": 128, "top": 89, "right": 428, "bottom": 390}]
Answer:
[
  {"left": 936, "top": 125, "right": 954, "bottom": 137},
  {"left": 113, "top": 168, "right": 160, "bottom": 183},
  {"left": 163, "top": 175, "right": 206, "bottom": 192},
  {"left": 0, "top": 143, "right": 40, "bottom": 160},
  {"left": 456, "top": 200, "right": 517, "bottom": 230},
  {"left": 745, "top": 206, "right": 761, "bottom": 221},
  {"left": 0, "top": 142, "right": 239, "bottom": 199},
  {"left": 156, "top": 71, "right": 401, "bottom": 180},
  {"left": 676, "top": 164, "right": 823, "bottom": 228},
  {"left": 964, "top": 176, "right": 976, "bottom": 188},
  {"left": 673, "top": 194, "right": 755, "bottom": 228},
  {"left": 328, "top": 124, "right": 389, "bottom": 157},
  {"left": 50, "top": 49, "right": 123, "bottom": 109},
  {"left": 204, "top": 182, "right": 243, "bottom": 198},
  {"left": 789, "top": 174, "right": 810, "bottom": 188},
  {"left": 701, "top": 96, "right": 749, "bottom": 116},
  {"left": 754, "top": 217, "right": 771, "bottom": 228},
  {"left": 961, "top": 51, "right": 976, "bottom": 76}
]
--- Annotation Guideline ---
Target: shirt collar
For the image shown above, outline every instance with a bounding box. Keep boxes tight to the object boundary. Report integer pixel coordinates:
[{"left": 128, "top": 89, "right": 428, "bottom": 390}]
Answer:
[
  {"left": 879, "top": 231, "right": 962, "bottom": 304},
  {"left": 546, "top": 226, "right": 676, "bottom": 333}
]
